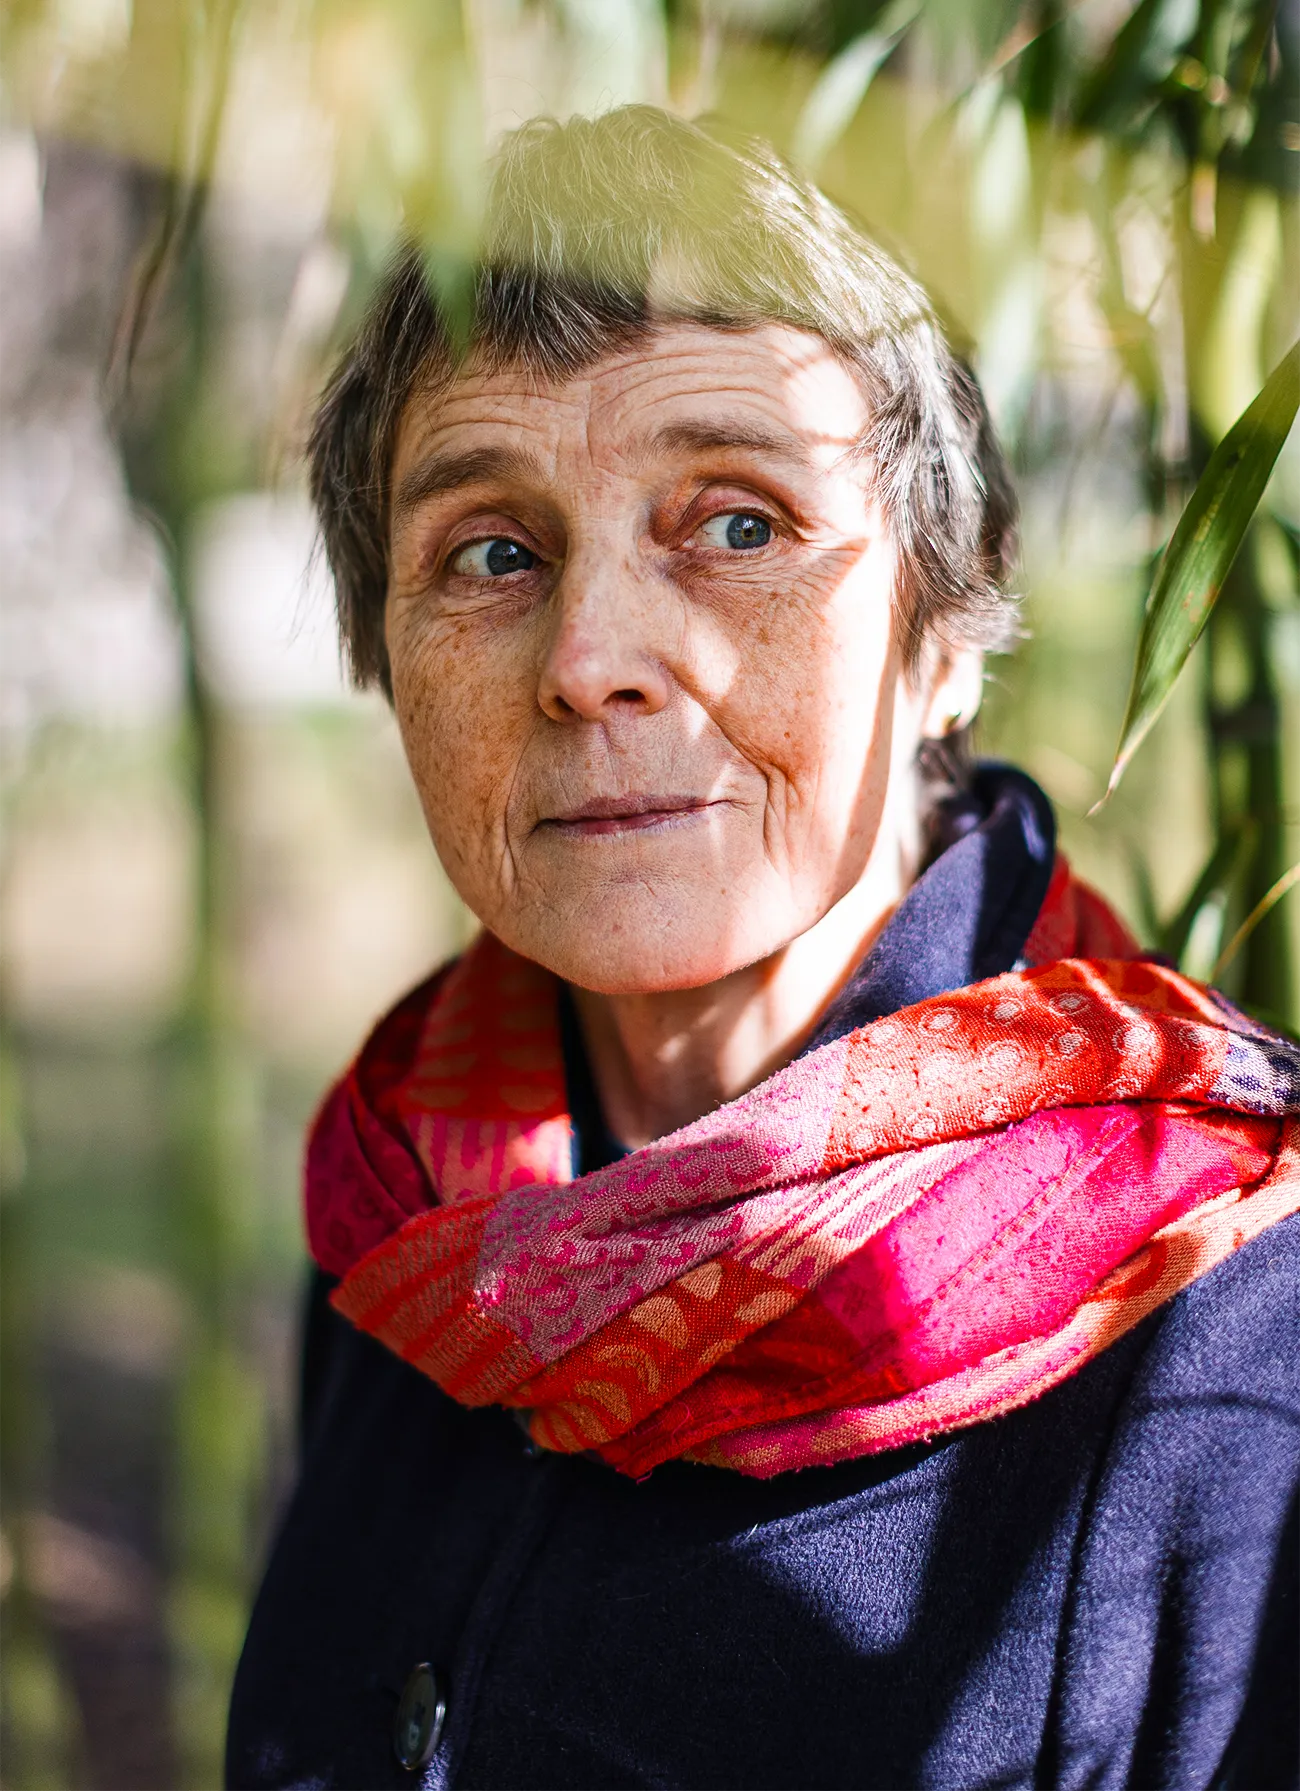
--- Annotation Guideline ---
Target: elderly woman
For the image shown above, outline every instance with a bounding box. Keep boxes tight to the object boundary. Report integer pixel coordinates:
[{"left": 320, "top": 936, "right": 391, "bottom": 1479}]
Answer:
[{"left": 227, "top": 109, "right": 1298, "bottom": 1790}]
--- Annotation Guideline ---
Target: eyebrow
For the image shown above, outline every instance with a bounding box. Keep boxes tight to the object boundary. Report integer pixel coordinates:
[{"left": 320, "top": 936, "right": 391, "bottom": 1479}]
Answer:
[
  {"left": 390, "top": 416, "right": 815, "bottom": 523},
  {"left": 644, "top": 418, "right": 814, "bottom": 464},
  {"left": 391, "top": 444, "right": 547, "bottom": 521}
]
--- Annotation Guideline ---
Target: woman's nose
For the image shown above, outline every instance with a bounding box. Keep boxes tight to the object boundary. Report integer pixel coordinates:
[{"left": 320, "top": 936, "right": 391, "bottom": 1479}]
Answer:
[{"left": 537, "top": 555, "right": 672, "bottom": 724}]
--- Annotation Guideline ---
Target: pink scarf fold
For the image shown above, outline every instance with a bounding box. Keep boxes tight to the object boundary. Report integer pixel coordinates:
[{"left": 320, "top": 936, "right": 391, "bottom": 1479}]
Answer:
[{"left": 306, "top": 859, "right": 1300, "bottom": 1477}]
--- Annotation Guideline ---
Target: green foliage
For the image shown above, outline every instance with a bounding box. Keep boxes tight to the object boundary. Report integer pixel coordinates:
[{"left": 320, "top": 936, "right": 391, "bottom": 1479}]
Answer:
[
  {"left": 1073, "top": 0, "right": 1199, "bottom": 134},
  {"left": 0, "top": 3, "right": 1297, "bottom": 1784},
  {"left": 1157, "top": 818, "right": 1255, "bottom": 966},
  {"left": 793, "top": 0, "right": 920, "bottom": 170},
  {"left": 1100, "top": 341, "right": 1299, "bottom": 803}
]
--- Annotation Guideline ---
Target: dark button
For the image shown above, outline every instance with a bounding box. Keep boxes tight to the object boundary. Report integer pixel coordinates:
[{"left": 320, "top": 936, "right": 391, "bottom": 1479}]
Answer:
[{"left": 393, "top": 1663, "right": 445, "bottom": 1771}]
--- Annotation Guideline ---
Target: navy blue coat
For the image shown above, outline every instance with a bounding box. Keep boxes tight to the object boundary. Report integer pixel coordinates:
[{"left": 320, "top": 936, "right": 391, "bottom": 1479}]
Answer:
[{"left": 227, "top": 773, "right": 1300, "bottom": 1790}]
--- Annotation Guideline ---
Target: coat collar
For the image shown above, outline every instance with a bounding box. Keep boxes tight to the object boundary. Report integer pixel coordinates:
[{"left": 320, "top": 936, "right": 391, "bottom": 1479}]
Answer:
[{"left": 563, "top": 763, "right": 1056, "bottom": 1171}]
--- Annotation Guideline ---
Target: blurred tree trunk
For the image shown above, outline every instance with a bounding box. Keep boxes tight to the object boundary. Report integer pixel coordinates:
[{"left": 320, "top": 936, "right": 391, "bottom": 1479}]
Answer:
[
  {"left": 116, "top": 209, "right": 268, "bottom": 1785},
  {"left": 110, "top": 3, "right": 265, "bottom": 1779},
  {"left": 0, "top": 1049, "right": 87, "bottom": 1787}
]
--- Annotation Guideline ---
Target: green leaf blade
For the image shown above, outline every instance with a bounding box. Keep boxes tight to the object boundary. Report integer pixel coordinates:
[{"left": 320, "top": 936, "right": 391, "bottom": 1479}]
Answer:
[
  {"left": 791, "top": 0, "right": 921, "bottom": 172},
  {"left": 1072, "top": 0, "right": 1190, "bottom": 133},
  {"left": 1096, "top": 339, "right": 1300, "bottom": 807}
]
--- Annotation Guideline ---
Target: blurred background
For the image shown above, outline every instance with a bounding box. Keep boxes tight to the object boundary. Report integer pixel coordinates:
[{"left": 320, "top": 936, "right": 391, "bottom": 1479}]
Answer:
[{"left": 0, "top": 0, "right": 1296, "bottom": 1783}]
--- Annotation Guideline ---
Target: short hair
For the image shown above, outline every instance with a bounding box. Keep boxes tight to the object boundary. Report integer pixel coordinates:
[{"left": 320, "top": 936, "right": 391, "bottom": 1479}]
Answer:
[{"left": 309, "top": 104, "right": 1018, "bottom": 704}]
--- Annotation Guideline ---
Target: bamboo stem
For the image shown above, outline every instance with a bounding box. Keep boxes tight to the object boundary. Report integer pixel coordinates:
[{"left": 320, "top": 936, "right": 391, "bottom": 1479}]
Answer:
[{"left": 1212, "top": 860, "right": 1300, "bottom": 980}]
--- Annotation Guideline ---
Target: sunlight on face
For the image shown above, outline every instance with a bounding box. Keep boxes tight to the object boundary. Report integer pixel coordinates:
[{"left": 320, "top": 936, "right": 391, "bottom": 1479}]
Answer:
[{"left": 385, "top": 322, "right": 924, "bottom": 994}]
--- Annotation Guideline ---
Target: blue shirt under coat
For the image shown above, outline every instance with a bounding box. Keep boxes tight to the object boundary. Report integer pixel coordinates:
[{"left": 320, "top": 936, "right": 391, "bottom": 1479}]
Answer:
[{"left": 226, "top": 768, "right": 1299, "bottom": 1790}]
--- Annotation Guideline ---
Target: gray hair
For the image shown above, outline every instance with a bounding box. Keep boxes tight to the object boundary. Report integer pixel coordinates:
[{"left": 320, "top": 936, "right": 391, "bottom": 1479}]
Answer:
[{"left": 309, "top": 105, "right": 1018, "bottom": 719}]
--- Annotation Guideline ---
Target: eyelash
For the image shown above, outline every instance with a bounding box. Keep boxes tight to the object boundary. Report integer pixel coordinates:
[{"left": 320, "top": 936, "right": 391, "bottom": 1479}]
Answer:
[{"left": 442, "top": 501, "right": 784, "bottom": 580}]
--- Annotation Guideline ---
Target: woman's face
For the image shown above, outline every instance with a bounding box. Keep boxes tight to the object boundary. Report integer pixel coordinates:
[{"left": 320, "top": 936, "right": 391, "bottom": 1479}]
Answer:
[{"left": 386, "top": 322, "right": 937, "bottom": 994}]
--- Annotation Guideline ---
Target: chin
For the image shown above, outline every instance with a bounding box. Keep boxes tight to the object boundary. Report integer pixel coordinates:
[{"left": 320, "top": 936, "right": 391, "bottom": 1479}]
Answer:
[{"left": 505, "top": 894, "right": 779, "bottom": 996}]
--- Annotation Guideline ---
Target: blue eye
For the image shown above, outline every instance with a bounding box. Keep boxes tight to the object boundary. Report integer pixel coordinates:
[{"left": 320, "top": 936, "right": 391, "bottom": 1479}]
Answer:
[
  {"left": 698, "top": 512, "right": 773, "bottom": 550},
  {"left": 451, "top": 537, "right": 539, "bottom": 576}
]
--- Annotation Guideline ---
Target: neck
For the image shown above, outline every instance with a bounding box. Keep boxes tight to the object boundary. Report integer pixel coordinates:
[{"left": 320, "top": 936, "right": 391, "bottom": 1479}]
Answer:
[{"left": 570, "top": 827, "right": 917, "bottom": 1150}]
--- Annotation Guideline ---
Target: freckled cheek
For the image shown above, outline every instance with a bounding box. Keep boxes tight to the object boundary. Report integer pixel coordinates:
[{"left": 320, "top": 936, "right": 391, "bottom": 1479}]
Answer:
[
  {"left": 390, "top": 627, "right": 534, "bottom": 856},
  {"left": 716, "top": 570, "right": 889, "bottom": 783}
]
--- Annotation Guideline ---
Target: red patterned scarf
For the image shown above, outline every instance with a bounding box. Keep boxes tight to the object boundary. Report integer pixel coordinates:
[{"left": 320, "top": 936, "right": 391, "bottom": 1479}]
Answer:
[{"left": 306, "top": 859, "right": 1299, "bottom": 1477}]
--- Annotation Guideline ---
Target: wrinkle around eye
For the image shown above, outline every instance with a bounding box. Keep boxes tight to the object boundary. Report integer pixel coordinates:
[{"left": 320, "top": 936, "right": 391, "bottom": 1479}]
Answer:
[{"left": 395, "top": 499, "right": 557, "bottom": 586}]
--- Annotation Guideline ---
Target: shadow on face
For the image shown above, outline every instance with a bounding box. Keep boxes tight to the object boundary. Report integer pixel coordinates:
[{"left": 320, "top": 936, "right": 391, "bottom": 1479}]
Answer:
[{"left": 384, "top": 320, "right": 948, "bottom": 996}]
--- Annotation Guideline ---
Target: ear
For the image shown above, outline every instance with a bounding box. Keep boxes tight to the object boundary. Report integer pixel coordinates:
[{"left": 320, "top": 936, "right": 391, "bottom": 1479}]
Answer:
[{"left": 918, "top": 645, "right": 985, "bottom": 739}]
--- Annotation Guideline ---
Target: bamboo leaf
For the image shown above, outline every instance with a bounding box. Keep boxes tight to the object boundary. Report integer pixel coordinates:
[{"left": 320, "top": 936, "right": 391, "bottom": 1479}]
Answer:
[
  {"left": 1158, "top": 819, "right": 1257, "bottom": 967},
  {"left": 1094, "top": 339, "right": 1300, "bottom": 807},
  {"left": 1073, "top": 0, "right": 1195, "bottom": 131},
  {"left": 1276, "top": 515, "right": 1300, "bottom": 586},
  {"left": 1211, "top": 860, "right": 1300, "bottom": 981},
  {"left": 791, "top": 0, "right": 921, "bottom": 172}
]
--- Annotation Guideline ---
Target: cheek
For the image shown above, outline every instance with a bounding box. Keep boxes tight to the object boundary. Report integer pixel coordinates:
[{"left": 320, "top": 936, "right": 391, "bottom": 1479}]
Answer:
[
  {"left": 716, "top": 547, "right": 896, "bottom": 793},
  {"left": 388, "top": 616, "right": 530, "bottom": 877}
]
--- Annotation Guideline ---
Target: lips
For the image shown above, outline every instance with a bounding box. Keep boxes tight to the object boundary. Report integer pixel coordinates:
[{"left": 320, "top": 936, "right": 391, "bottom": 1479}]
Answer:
[{"left": 538, "top": 794, "right": 718, "bottom": 837}]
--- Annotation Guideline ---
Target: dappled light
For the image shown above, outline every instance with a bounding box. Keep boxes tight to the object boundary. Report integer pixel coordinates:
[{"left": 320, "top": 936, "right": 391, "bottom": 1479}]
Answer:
[{"left": 0, "top": 2, "right": 1295, "bottom": 1784}]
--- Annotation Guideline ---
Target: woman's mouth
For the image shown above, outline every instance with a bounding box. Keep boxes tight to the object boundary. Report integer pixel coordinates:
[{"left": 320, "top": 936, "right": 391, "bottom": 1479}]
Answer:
[{"left": 538, "top": 795, "right": 719, "bottom": 838}]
